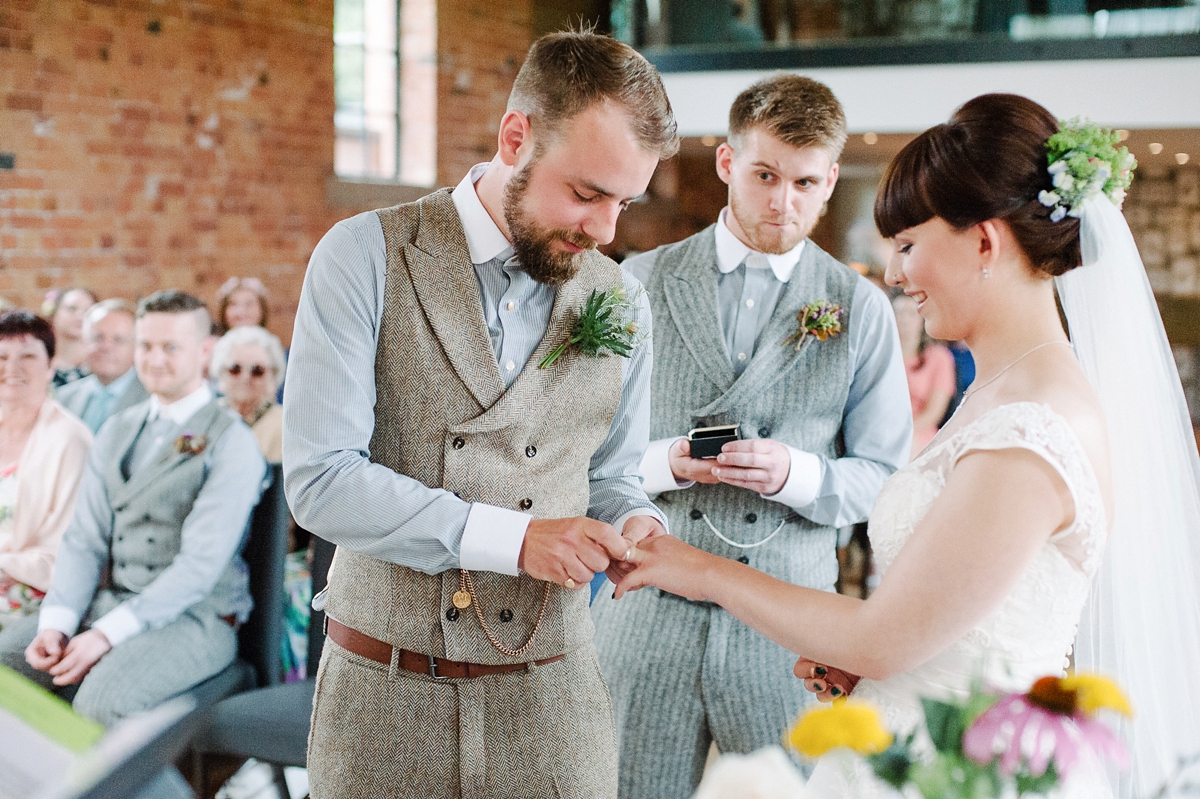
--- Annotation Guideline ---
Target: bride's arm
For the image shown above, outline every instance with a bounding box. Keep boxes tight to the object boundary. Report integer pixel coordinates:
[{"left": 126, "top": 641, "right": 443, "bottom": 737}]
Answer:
[{"left": 615, "top": 447, "right": 1074, "bottom": 681}]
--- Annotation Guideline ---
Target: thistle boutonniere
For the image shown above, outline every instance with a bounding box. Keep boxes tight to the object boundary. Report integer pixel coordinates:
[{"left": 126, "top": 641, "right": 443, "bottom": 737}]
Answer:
[
  {"left": 538, "top": 285, "right": 645, "bottom": 369},
  {"left": 174, "top": 431, "right": 207, "bottom": 455},
  {"left": 783, "top": 300, "right": 844, "bottom": 351}
]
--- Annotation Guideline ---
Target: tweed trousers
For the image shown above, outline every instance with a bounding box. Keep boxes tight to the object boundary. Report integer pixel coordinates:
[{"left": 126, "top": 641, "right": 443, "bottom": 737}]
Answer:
[
  {"left": 0, "top": 590, "right": 237, "bottom": 727},
  {"left": 308, "top": 638, "right": 617, "bottom": 799}
]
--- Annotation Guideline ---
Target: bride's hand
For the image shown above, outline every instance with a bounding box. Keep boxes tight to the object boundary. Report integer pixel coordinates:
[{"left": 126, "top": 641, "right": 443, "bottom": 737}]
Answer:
[
  {"left": 793, "top": 658, "right": 861, "bottom": 703},
  {"left": 612, "top": 535, "right": 715, "bottom": 601}
]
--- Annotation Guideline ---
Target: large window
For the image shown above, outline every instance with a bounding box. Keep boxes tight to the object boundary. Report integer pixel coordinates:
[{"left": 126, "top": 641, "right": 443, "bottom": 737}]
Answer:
[{"left": 334, "top": 0, "right": 435, "bottom": 185}]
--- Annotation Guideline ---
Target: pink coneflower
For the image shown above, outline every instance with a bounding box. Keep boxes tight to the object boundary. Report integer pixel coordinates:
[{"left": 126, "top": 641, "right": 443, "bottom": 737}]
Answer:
[{"left": 963, "top": 675, "right": 1130, "bottom": 778}]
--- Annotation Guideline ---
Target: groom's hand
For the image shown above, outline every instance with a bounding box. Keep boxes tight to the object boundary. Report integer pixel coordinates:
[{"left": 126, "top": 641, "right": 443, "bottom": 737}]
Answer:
[
  {"left": 713, "top": 439, "right": 791, "bottom": 496},
  {"left": 606, "top": 515, "right": 666, "bottom": 584},
  {"left": 520, "top": 517, "right": 628, "bottom": 589}
]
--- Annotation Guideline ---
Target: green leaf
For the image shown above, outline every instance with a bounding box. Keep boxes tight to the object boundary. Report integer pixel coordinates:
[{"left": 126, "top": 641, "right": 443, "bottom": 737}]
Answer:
[
  {"left": 1015, "top": 760, "right": 1058, "bottom": 796},
  {"left": 868, "top": 737, "right": 914, "bottom": 790},
  {"left": 921, "top": 698, "right": 965, "bottom": 755}
]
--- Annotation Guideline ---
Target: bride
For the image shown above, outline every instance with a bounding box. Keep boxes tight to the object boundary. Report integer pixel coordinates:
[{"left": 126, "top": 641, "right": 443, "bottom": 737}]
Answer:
[{"left": 615, "top": 93, "right": 1200, "bottom": 797}]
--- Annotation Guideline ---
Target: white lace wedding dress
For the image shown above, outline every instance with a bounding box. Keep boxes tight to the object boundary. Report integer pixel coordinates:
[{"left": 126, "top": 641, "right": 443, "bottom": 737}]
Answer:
[{"left": 802, "top": 401, "right": 1113, "bottom": 799}]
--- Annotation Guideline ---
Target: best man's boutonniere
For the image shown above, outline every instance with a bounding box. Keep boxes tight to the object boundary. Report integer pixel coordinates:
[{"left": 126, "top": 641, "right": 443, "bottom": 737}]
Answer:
[
  {"left": 174, "top": 431, "right": 207, "bottom": 455},
  {"left": 538, "top": 285, "right": 644, "bottom": 369},
  {"left": 783, "top": 300, "right": 844, "bottom": 351}
]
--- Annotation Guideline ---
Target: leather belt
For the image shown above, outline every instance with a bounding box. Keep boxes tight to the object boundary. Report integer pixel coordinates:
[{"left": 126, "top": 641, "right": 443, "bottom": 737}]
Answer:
[{"left": 324, "top": 617, "right": 565, "bottom": 679}]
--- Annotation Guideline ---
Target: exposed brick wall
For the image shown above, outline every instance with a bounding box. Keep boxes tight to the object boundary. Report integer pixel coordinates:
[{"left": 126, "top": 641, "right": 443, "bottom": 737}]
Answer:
[{"left": 0, "top": 0, "right": 337, "bottom": 344}]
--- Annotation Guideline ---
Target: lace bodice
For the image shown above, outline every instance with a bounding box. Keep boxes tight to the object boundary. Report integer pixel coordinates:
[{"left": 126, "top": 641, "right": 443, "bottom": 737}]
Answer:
[
  {"left": 803, "top": 403, "right": 1111, "bottom": 799},
  {"left": 854, "top": 402, "right": 1107, "bottom": 732}
]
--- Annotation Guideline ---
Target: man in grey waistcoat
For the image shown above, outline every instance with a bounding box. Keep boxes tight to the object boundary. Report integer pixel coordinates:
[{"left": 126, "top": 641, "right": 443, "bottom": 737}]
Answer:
[
  {"left": 56, "top": 298, "right": 148, "bottom": 433},
  {"left": 284, "top": 31, "right": 677, "bottom": 799},
  {"left": 0, "top": 290, "right": 265, "bottom": 727},
  {"left": 591, "top": 75, "right": 912, "bottom": 798}
]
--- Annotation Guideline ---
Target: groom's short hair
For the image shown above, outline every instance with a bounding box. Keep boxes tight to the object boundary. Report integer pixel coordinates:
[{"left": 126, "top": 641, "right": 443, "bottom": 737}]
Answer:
[
  {"left": 507, "top": 29, "right": 679, "bottom": 159},
  {"left": 728, "top": 75, "right": 847, "bottom": 160}
]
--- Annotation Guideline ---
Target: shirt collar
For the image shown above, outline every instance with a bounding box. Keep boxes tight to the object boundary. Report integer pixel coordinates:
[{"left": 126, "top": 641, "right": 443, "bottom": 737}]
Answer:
[
  {"left": 450, "top": 163, "right": 515, "bottom": 265},
  {"left": 100, "top": 368, "right": 136, "bottom": 397},
  {"left": 714, "top": 207, "right": 806, "bottom": 283},
  {"left": 148, "top": 383, "right": 212, "bottom": 426}
]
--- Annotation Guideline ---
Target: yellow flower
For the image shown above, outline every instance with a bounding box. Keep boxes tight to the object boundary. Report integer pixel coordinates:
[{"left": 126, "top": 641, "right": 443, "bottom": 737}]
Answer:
[
  {"left": 786, "top": 698, "right": 893, "bottom": 758},
  {"left": 1060, "top": 673, "right": 1133, "bottom": 718}
]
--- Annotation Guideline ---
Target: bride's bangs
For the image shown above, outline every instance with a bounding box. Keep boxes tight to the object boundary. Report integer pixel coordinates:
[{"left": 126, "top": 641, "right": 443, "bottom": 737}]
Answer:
[{"left": 873, "top": 129, "right": 944, "bottom": 239}]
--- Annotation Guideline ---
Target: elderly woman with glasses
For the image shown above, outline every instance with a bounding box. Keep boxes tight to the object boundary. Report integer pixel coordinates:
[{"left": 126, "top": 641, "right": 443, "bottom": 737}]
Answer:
[{"left": 211, "top": 326, "right": 286, "bottom": 462}]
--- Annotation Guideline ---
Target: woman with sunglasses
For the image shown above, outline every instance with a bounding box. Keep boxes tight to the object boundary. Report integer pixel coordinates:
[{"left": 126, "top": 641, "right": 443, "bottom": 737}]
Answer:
[{"left": 211, "top": 326, "right": 286, "bottom": 462}]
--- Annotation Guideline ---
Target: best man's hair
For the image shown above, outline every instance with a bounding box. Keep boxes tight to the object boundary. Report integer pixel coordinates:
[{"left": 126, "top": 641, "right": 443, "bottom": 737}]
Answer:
[
  {"left": 507, "top": 28, "right": 679, "bottom": 159},
  {"left": 136, "top": 289, "right": 213, "bottom": 334},
  {"left": 728, "top": 74, "right": 847, "bottom": 160}
]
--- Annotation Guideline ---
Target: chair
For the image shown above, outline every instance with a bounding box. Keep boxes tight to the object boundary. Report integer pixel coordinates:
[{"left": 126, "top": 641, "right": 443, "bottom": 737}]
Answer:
[
  {"left": 181, "top": 463, "right": 291, "bottom": 711},
  {"left": 189, "top": 533, "right": 335, "bottom": 799}
]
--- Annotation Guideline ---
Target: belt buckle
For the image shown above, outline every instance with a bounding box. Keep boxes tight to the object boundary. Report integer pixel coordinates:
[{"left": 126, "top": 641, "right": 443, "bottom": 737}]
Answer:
[{"left": 428, "top": 653, "right": 447, "bottom": 680}]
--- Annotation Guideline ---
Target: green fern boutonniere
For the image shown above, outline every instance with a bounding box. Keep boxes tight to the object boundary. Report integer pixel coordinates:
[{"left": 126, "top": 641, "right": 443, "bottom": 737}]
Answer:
[
  {"left": 783, "top": 300, "right": 844, "bottom": 351},
  {"left": 538, "top": 285, "right": 644, "bottom": 369}
]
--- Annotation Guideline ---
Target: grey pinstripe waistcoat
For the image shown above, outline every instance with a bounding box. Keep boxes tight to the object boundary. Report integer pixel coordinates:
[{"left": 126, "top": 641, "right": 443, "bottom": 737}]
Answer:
[
  {"left": 322, "top": 189, "right": 625, "bottom": 665},
  {"left": 644, "top": 227, "right": 857, "bottom": 587}
]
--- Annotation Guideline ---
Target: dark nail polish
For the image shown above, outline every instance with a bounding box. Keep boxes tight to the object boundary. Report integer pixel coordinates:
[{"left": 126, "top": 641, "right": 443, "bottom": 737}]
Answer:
[
  {"left": 814, "top": 666, "right": 827, "bottom": 676},
  {"left": 812, "top": 681, "right": 825, "bottom": 692},
  {"left": 830, "top": 687, "right": 842, "bottom": 697}
]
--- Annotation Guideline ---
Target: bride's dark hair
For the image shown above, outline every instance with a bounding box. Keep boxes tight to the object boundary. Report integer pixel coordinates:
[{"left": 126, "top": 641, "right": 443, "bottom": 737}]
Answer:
[{"left": 874, "top": 93, "right": 1082, "bottom": 277}]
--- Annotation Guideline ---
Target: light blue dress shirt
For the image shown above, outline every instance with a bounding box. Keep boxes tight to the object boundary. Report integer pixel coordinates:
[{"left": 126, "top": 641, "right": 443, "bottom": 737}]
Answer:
[{"left": 283, "top": 166, "right": 663, "bottom": 578}]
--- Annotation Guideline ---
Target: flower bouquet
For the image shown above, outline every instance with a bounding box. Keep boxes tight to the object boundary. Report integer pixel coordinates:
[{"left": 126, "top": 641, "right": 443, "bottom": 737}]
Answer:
[{"left": 787, "top": 673, "right": 1131, "bottom": 799}]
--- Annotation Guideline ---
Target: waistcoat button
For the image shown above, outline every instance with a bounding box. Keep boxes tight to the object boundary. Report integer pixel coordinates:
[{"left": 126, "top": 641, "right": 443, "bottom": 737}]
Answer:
[
  {"left": 452, "top": 437, "right": 466, "bottom": 450},
  {"left": 689, "top": 509, "right": 703, "bottom": 520},
  {"left": 525, "top": 445, "right": 537, "bottom": 458},
  {"left": 758, "top": 426, "right": 771, "bottom": 438},
  {"left": 446, "top": 607, "right": 460, "bottom": 621},
  {"left": 518, "top": 498, "right": 533, "bottom": 511},
  {"left": 745, "top": 513, "right": 757, "bottom": 523},
  {"left": 737, "top": 556, "right": 750, "bottom": 564},
  {"left": 499, "top": 609, "right": 514, "bottom": 622}
]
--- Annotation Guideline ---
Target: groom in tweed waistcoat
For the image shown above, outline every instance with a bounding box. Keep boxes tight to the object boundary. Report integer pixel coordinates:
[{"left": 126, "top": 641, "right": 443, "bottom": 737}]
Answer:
[
  {"left": 592, "top": 76, "right": 912, "bottom": 798},
  {"left": 284, "top": 31, "right": 678, "bottom": 799}
]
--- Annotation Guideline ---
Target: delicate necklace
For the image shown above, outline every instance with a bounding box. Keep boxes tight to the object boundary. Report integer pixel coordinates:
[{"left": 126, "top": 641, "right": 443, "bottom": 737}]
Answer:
[{"left": 962, "top": 341, "right": 1074, "bottom": 404}]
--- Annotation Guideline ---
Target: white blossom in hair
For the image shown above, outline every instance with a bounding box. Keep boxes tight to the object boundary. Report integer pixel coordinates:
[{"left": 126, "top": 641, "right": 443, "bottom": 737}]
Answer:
[{"left": 1039, "top": 119, "right": 1136, "bottom": 222}]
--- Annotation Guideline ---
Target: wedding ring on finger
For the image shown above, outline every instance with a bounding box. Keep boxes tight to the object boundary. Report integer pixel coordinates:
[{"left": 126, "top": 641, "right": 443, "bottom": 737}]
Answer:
[
  {"left": 564, "top": 578, "right": 576, "bottom": 590},
  {"left": 623, "top": 547, "right": 633, "bottom": 562}
]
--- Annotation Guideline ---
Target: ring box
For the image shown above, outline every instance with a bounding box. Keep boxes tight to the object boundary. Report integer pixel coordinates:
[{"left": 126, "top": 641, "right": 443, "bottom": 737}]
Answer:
[{"left": 687, "top": 424, "right": 741, "bottom": 459}]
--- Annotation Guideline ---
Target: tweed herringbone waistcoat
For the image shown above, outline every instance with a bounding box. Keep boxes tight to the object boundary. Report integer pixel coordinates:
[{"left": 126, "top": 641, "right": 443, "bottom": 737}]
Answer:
[
  {"left": 323, "top": 190, "right": 625, "bottom": 665},
  {"left": 645, "top": 227, "right": 857, "bottom": 589}
]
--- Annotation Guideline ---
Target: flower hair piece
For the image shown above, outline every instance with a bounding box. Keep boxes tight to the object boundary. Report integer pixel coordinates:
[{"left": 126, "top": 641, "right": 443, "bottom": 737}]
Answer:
[{"left": 1038, "top": 118, "right": 1136, "bottom": 223}]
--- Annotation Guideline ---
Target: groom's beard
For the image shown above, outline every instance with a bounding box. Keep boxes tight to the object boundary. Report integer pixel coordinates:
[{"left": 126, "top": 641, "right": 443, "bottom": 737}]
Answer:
[{"left": 503, "top": 162, "right": 596, "bottom": 288}]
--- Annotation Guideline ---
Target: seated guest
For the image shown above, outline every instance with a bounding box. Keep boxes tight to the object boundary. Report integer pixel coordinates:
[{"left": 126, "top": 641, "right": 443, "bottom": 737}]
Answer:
[
  {"left": 892, "top": 293, "right": 956, "bottom": 459},
  {"left": 41, "top": 288, "right": 97, "bottom": 388},
  {"left": 0, "top": 290, "right": 266, "bottom": 726},
  {"left": 0, "top": 312, "right": 93, "bottom": 630},
  {"left": 55, "top": 300, "right": 148, "bottom": 433},
  {"left": 215, "top": 276, "right": 269, "bottom": 334},
  {"left": 212, "top": 326, "right": 285, "bottom": 462}
]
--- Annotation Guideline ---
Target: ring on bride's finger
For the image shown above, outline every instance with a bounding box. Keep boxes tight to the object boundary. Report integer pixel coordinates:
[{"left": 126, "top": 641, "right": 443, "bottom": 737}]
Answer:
[
  {"left": 623, "top": 547, "right": 633, "bottom": 562},
  {"left": 565, "top": 578, "right": 576, "bottom": 589}
]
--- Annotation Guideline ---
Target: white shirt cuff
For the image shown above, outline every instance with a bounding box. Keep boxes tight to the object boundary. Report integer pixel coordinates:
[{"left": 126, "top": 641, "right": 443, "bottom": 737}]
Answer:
[
  {"left": 761, "top": 446, "right": 822, "bottom": 509},
  {"left": 639, "top": 437, "right": 695, "bottom": 495},
  {"left": 37, "top": 606, "right": 82, "bottom": 638},
  {"left": 612, "top": 509, "right": 670, "bottom": 538},
  {"left": 91, "top": 605, "right": 144, "bottom": 648},
  {"left": 460, "top": 503, "right": 531, "bottom": 576}
]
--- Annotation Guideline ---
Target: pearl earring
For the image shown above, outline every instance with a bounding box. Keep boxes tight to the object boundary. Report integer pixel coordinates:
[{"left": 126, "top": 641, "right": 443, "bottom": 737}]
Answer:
[{"left": 982, "top": 267, "right": 991, "bottom": 279}]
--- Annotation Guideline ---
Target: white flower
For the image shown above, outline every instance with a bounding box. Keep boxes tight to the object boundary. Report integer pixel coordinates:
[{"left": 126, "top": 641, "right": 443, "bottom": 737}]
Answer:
[
  {"left": 1109, "top": 187, "right": 1127, "bottom": 207},
  {"left": 693, "top": 747, "right": 808, "bottom": 799},
  {"left": 1051, "top": 206, "right": 1068, "bottom": 222},
  {"left": 1068, "top": 204, "right": 1085, "bottom": 219},
  {"left": 1038, "top": 190, "right": 1061, "bottom": 207},
  {"left": 1052, "top": 172, "right": 1075, "bottom": 191},
  {"left": 1048, "top": 160, "right": 1069, "bottom": 175}
]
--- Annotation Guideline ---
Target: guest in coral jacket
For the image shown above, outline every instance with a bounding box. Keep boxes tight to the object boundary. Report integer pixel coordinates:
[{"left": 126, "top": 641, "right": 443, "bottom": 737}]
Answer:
[{"left": 0, "top": 311, "right": 93, "bottom": 630}]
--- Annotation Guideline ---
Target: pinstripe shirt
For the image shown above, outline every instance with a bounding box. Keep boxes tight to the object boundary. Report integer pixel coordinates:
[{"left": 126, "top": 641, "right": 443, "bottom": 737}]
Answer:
[{"left": 283, "top": 164, "right": 662, "bottom": 577}]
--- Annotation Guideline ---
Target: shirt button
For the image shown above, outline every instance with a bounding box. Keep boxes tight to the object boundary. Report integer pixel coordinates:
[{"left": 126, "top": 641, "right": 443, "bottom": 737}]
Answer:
[
  {"left": 745, "top": 513, "right": 758, "bottom": 523},
  {"left": 446, "top": 607, "right": 460, "bottom": 621},
  {"left": 738, "top": 556, "right": 750, "bottom": 564},
  {"left": 518, "top": 498, "right": 533, "bottom": 511},
  {"left": 506, "top": 301, "right": 516, "bottom": 311},
  {"left": 690, "top": 509, "right": 703, "bottom": 520},
  {"left": 499, "top": 609, "right": 514, "bottom": 623},
  {"left": 737, "top": 352, "right": 747, "bottom": 362},
  {"left": 745, "top": 299, "right": 755, "bottom": 308},
  {"left": 452, "top": 437, "right": 466, "bottom": 450},
  {"left": 505, "top": 360, "right": 516, "bottom": 371},
  {"left": 758, "top": 426, "right": 771, "bottom": 438},
  {"left": 525, "top": 445, "right": 537, "bottom": 458}
]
